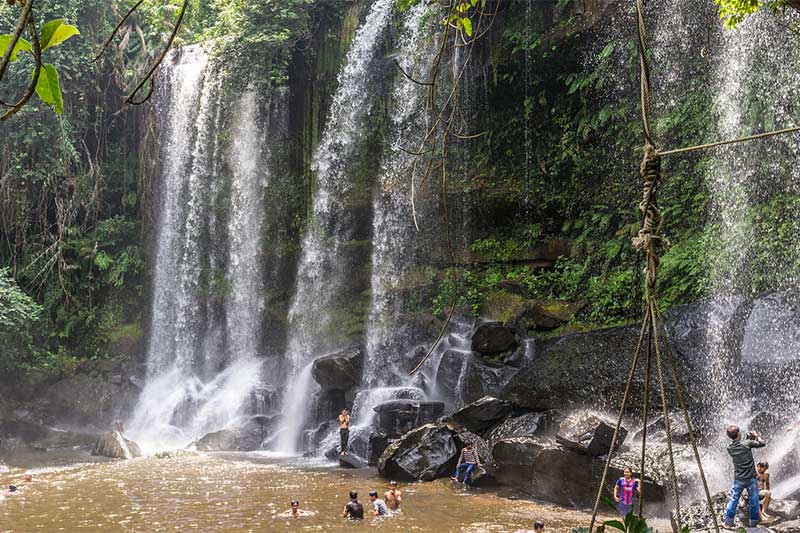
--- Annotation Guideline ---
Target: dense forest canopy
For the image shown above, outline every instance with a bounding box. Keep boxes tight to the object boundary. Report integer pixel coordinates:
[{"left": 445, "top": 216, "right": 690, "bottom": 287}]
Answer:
[{"left": 1, "top": 0, "right": 799, "bottom": 376}]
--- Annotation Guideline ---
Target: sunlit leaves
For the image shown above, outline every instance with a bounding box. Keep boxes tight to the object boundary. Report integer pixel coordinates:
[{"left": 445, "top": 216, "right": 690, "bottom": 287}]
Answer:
[
  {"left": 39, "top": 19, "right": 80, "bottom": 51},
  {"left": 2, "top": 19, "right": 78, "bottom": 117},
  {"left": 714, "top": 0, "right": 796, "bottom": 29},
  {"left": 0, "top": 34, "right": 32, "bottom": 61}
]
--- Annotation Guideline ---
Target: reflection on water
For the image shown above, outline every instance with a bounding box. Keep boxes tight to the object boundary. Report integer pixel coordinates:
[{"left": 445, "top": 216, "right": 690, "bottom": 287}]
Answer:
[{"left": 0, "top": 452, "right": 597, "bottom": 532}]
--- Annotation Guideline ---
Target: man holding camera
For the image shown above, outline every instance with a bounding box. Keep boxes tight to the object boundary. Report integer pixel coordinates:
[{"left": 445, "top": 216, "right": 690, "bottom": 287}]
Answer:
[{"left": 724, "top": 425, "right": 766, "bottom": 529}]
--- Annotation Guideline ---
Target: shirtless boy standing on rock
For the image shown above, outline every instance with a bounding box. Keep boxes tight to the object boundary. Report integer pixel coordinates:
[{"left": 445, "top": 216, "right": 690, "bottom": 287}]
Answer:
[{"left": 338, "top": 409, "right": 350, "bottom": 456}]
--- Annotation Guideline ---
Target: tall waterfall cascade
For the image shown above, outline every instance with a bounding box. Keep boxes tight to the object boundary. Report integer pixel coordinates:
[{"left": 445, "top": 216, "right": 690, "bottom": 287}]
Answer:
[{"left": 129, "top": 46, "right": 279, "bottom": 451}]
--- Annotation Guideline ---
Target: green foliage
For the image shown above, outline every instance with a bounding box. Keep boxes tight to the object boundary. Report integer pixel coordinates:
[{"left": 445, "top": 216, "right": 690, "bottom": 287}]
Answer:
[
  {"left": 1, "top": 17, "right": 79, "bottom": 115},
  {"left": 714, "top": 0, "right": 796, "bottom": 29},
  {"left": 0, "top": 268, "right": 42, "bottom": 371}
]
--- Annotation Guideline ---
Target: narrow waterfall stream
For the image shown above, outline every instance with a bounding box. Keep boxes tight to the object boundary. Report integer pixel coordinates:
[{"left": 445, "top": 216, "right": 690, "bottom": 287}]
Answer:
[{"left": 273, "top": 0, "right": 395, "bottom": 454}]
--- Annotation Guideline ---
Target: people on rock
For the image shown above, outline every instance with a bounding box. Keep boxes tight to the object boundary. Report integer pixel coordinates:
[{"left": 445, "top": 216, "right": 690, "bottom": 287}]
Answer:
[
  {"left": 384, "top": 480, "right": 402, "bottom": 511},
  {"left": 614, "top": 466, "right": 641, "bottom": 516},
  {"left": 277, "top": 499, "right": 313, "bottom": 518},
  {"left": 451, "top": 442, "right": 481, "bottom": 485},
  {"left": 757, "top": 461, "right": 773, "bottom": 522},
  {"left": 342, "top": 490, "right": 364, "bottom": 520},
  {"left": 723, "top": 425, "right": 765, "bottom": 529},
  {"left": 534, "top": 520, "right": 545, "bottom": 533},
  {"left": 369, "top": 490, "right": 390, "bottom": 517},
  {"left": 338, "top": 409, "right": 351, "bottom": 456}
]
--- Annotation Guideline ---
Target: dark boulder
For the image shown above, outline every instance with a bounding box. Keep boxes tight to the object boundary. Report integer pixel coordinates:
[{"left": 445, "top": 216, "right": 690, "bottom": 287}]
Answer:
[
  {"left": 741, "top": 291, "right": 800, "bottom": 367},
  {"left": 373, "top": 400, "right": 445, "bottom": 437},
  {"left": 195, "top": 429, "right": 241, "bottom": 451},
  {"left": 501, "top": 325, "right": 693, "bottom": 411},
  {"left": 493, "top": 437, "right": 595, "bottom": 506},
  {"left": 368, "top": 432, "right": 393, "bottom": 466},
  {"left": 311, "top": 346, "right": 364, "bottom": 390},
  {"left": 484, "top": 412, "right": 556, "bottom": 448},
  {"left": 378, "top": 422, "right": 459, "bottom": 481},
  {"left": 493, "top": 436, "right": 664, "bottom": 508},
  {"left": 556, "top": 411, "right": 626, "bottom": 457},
  {"left": 92, "top": 431, "right": 142, "bottom": 459},
  {"left": 450, "top": 396, "right": 513, "bottom": 433},
  {"left": 435, "top": 350, "right": 514, "bottom": 406},
  {"left": 471, "top": 322, "right": 518, "bottom": 355},
  {"left": 339, "top": 454, "right": 368, "bottom": 469},
  {"left": 193, "top": 417, "right": 269, "bottom": 452}
]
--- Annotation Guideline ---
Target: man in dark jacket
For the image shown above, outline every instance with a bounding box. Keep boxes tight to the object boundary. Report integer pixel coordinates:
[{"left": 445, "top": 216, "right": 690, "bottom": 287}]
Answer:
[{"left": 724, "top": 425, "right": 765, "bottom": 529}]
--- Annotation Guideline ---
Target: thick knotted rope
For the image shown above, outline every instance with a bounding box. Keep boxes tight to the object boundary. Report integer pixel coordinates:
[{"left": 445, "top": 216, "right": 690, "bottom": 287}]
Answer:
[{"left": 587, "top": 2, "right": 719, "bottom": 532}]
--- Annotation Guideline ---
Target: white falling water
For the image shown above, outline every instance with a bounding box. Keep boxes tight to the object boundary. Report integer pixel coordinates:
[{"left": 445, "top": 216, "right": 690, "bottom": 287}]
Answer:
[
  {"left": 273, "top": 0, "right": 395, "bottom": 454},
  {"left": 363, "top": 1, "right": 441, "bottom": 388},
  {"left": 130, "top": 47, "right": 271, "bottom": 451}
]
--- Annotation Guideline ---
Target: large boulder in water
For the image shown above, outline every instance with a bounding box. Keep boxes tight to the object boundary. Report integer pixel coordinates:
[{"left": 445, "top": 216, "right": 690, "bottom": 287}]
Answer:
[
  {"left": 471, "top": 322, "right": 518, "bottom": 355},
  {"left": 450, "top": 396, "right": 513, "bottom": 433},
  {"left": 378, "top": 422, "right": 459, "bottom": 481},
  {"left": 311, "top": 346, "right": 364, "bottom": 390},
  {"left": 556, "top": 411, "right": 626, "bottom": 457},
  {"left": 92, "top": 431, "right": 141, "bottom": 459}
]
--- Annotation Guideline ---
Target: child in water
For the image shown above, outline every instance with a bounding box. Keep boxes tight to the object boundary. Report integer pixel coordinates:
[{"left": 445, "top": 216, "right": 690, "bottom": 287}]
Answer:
[
  {"left": 757, "top": 462, "right": 772, "bottom": 522},
  {"left": 614, "top": 467, "right": 641, "bottom": 516}
]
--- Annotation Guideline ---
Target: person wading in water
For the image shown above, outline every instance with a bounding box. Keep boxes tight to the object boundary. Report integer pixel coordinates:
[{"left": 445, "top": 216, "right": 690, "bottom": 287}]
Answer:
[
  {"left": 338, "top": 409, "right": 351, "bottom": 456},
  {"left": 723, "top": 425, "right": 766, "bottom": 529}
]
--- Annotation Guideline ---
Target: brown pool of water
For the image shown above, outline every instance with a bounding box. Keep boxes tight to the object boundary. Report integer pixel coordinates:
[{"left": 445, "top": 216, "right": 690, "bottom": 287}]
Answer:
[{"left": 0, "top": 452, "right": 628, "bottom": 532}]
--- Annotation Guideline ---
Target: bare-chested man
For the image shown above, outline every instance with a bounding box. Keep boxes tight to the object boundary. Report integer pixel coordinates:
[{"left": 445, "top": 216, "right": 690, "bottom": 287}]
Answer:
[
  {"left": 384, "top": 480, "right": 402, "bottom": 511},
  {"left": 338, "top": 409, "right": 351, "bottom": 455}
]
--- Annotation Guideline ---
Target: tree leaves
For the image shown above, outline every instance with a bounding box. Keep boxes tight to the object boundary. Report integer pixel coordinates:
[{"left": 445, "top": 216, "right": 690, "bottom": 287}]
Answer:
[
  {"left": 35, "top": 64, "right": 64, "bottom": 114},
  {"left": 0, "top": 34, "right": 33, "bottom": 62},
  {"left": 40, "top": 19, "right": 80, "bottom": 51}
]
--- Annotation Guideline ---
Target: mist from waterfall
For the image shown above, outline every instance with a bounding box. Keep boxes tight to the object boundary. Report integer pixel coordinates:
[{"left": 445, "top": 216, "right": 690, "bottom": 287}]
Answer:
[
  {"left": 130, "top": 47, "right": 273, "bottom": 451},
  {"left": 273, "top": 0, "right": 394, "bottom": 454}
]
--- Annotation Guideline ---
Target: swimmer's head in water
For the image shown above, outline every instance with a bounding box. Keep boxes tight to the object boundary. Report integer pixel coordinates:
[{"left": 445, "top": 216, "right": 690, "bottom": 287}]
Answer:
[
  {"left": 369, "top": 491, "right": 378, "bottom": 500},
  {"left": 23, "top": 474, "right": 32, "bottom": 482},
  {"left": 534, "top": 521, "right": 544, "bottom": 531},
  {"left": 291, "top": 500, "right": 299, "bottom": 507},
  {"left": 349, "top": 491, "right": 358, "bottom": 500},
  {"left": 389, "top": 480, "right": 397, "bottom": 487},
  {"left": 8, "top": 485, "right": 16, "bottom": 492}
]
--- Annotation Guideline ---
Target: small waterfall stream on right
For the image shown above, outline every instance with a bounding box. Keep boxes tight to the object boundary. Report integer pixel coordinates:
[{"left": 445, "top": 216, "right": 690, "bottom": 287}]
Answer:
[{"left": 645, "top": 3, "right": 800, "bottom": 501}]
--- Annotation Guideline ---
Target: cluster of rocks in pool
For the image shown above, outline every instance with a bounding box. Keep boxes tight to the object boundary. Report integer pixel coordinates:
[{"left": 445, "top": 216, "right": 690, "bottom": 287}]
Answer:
[{"left": 372, "top": 396, "right": 673, "bottom": 508}]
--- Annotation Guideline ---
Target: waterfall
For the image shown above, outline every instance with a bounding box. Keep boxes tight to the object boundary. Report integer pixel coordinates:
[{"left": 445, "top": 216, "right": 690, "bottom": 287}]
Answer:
[
  {"left": 130, "top": 46, "right": 275, "bottom": 451},
  {"left": 702, "top": 12, "right": 800, "bottom": 493},
  {"left": 273, "top": 0, "right": 394, "bottom": 454},
  {"left": 363, "top": 1, "right": 441, "bottom": 388}
]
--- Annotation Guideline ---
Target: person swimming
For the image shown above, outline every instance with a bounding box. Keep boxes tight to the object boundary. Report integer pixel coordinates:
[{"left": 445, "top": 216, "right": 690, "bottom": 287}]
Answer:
[
  {"left": 276, "top": 499, "right": 313, "bottom": 518},
  {"left": 384, "top": 480, "right": 402, "bottom": 511},
  {"left": 2, "top": 485, "right": 18, "bottom": 497}
]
